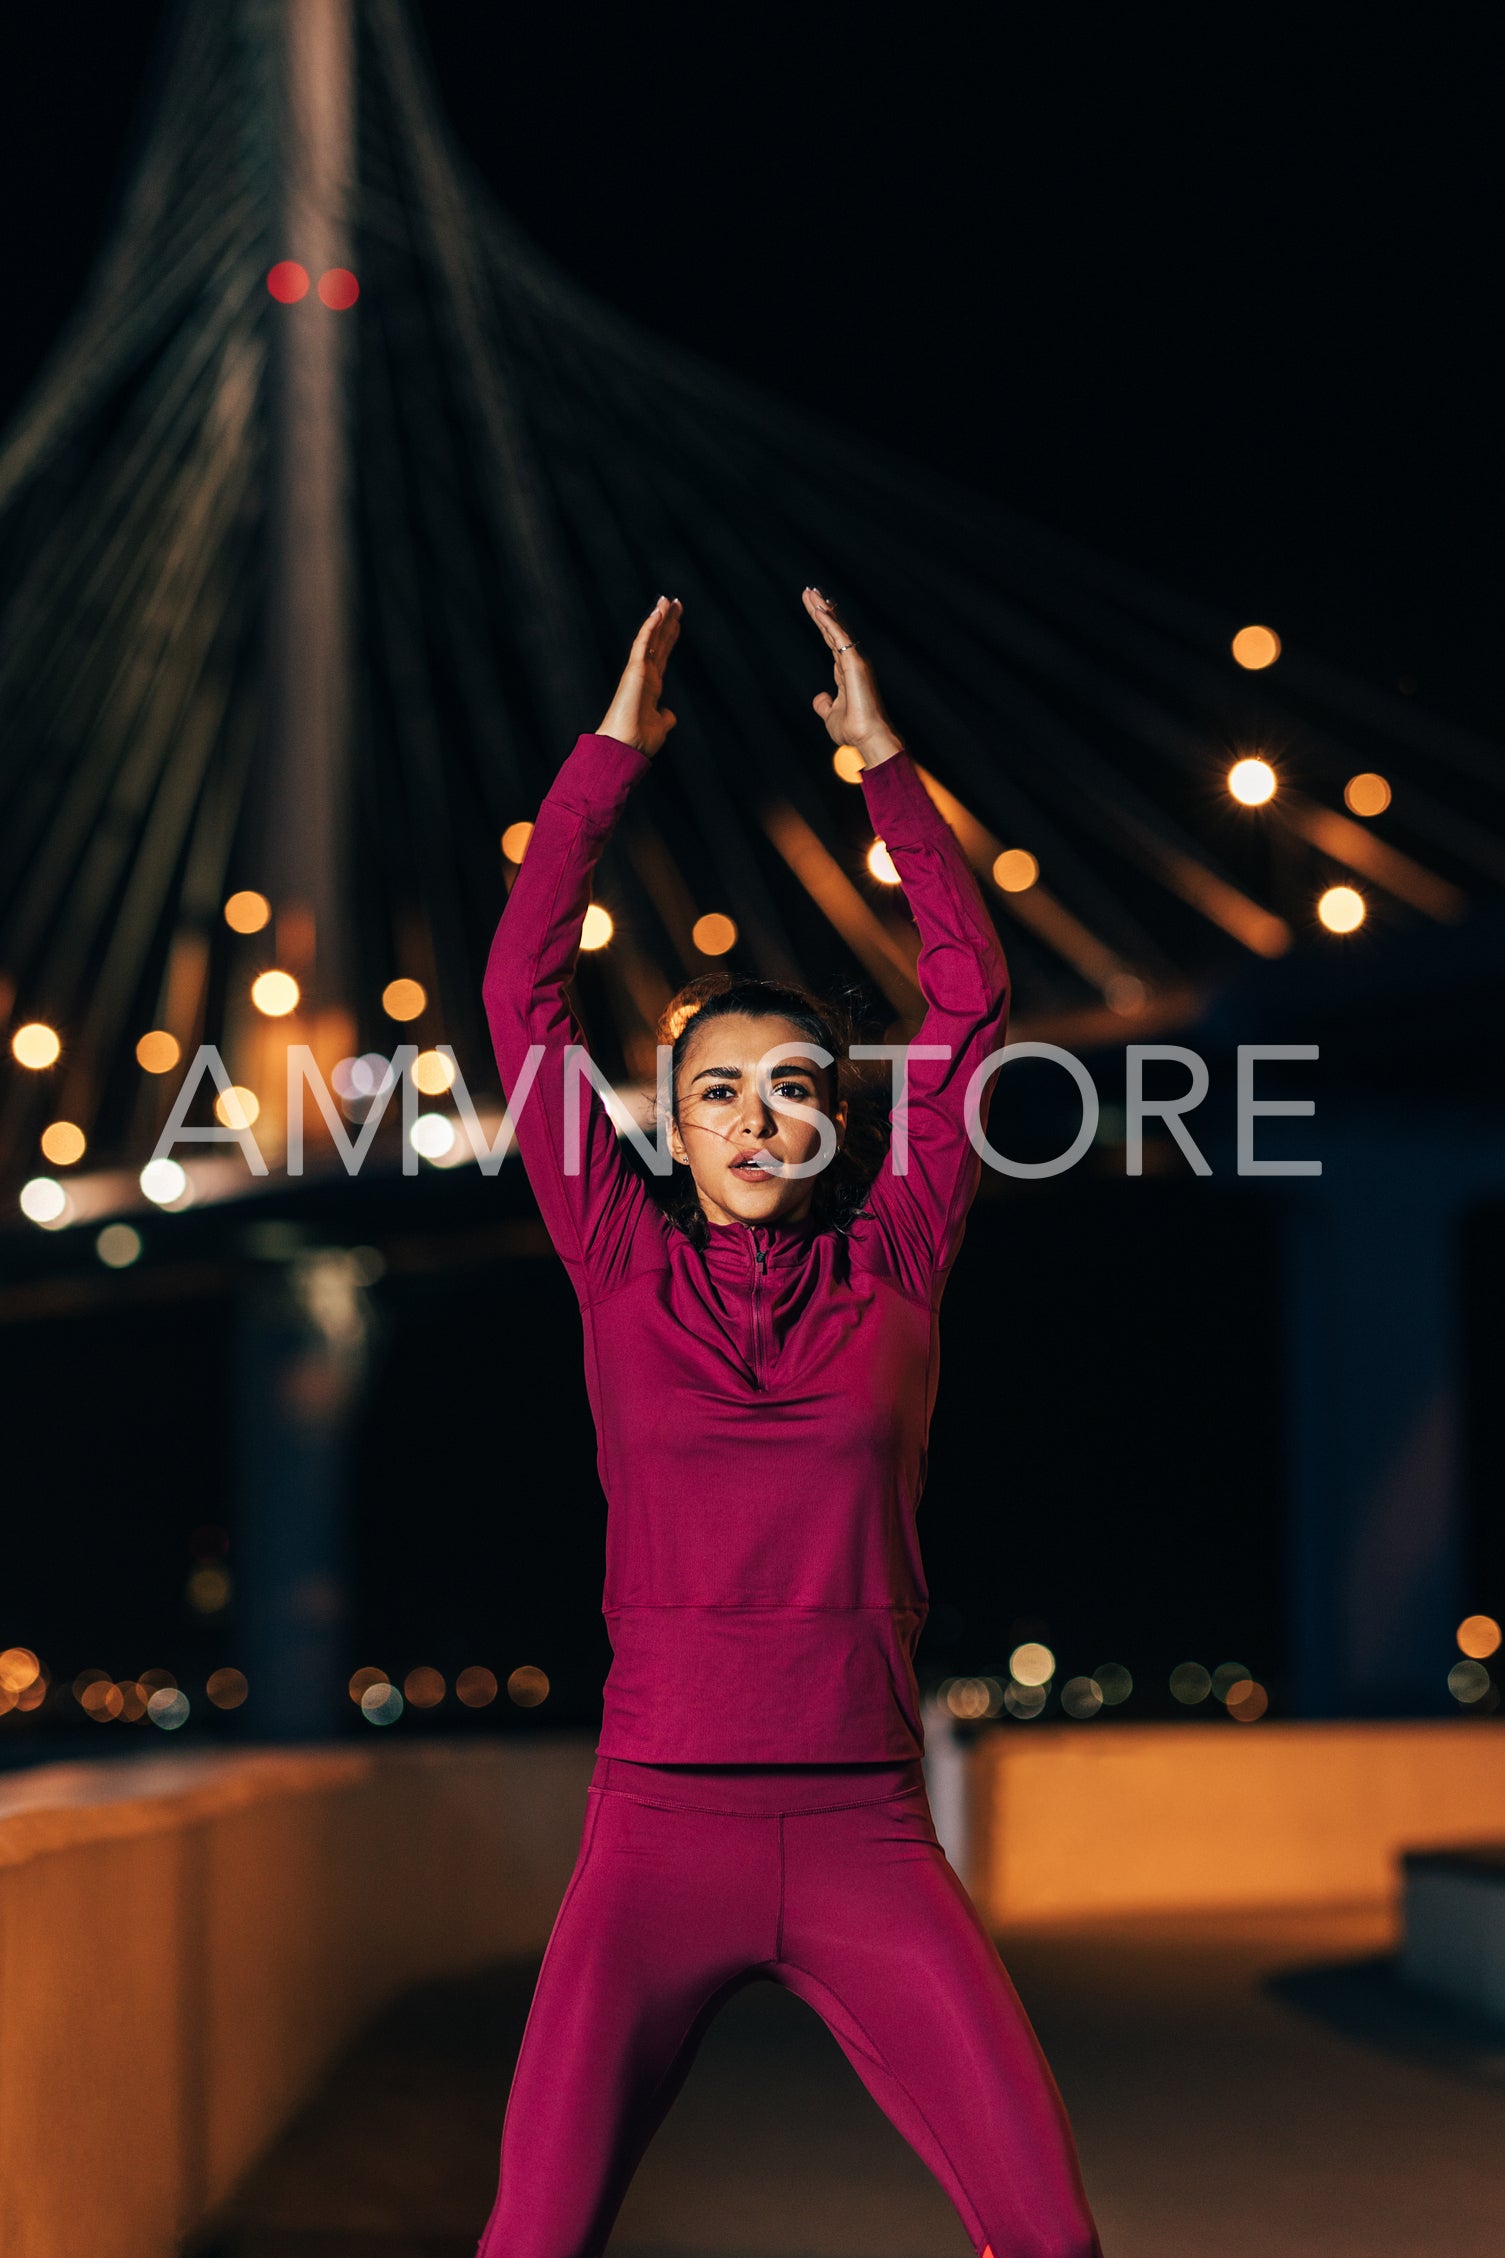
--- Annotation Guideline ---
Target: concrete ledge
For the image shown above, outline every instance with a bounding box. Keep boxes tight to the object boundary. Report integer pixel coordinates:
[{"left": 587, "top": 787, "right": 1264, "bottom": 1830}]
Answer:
[
  {"left": 970, "top": 1719, "right": 1505, "bottom": 1924},
  {"left": 1400, "top": 1844, "right": 1505, "bottom": 2021},
  {"left": 0, "top": 1737, "right": 597, "bottom": 2258}
]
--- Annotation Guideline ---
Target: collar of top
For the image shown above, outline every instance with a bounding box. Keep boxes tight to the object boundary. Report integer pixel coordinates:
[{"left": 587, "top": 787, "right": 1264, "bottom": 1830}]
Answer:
[{"left": 699, "top": 1208, "right": 823, "bottom": 1270}]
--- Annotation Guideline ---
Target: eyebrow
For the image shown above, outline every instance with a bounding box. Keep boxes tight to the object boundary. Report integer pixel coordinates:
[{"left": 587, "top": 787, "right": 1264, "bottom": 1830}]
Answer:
[{"left": 689, "top": 1062, "right": 820, "bottom": 1083}]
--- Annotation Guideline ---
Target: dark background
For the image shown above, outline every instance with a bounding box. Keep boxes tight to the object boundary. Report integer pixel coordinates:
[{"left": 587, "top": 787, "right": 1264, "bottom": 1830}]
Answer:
[{"left": 0, "top": 3, "right": 1496, "bottom": 1737}]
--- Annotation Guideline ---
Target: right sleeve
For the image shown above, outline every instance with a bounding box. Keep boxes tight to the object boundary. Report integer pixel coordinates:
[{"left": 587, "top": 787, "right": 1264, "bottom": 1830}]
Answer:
[{"left": 481, "top": 731, "right": 659, "bottom": 1304}]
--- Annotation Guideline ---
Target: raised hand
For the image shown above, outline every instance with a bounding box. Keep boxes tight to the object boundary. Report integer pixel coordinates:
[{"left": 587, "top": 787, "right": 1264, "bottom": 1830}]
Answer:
[
  {"left": 801, "top": 587, "right": 904, "bottom": 768},
  {"left": 598, "top": 596, "right": 683, "bottom": 756}
]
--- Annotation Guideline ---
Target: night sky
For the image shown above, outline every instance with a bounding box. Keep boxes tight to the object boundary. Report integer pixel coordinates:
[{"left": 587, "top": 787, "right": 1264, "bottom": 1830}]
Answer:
[{"left": 4, "top": 4, "right": 1501, "bottom": 733}]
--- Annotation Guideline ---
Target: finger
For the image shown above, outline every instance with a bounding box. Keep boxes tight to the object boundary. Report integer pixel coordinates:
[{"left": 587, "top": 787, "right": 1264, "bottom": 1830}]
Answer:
[
  {"left": 812, "top": 691, "right": 835, "bottom": 719},
  {"left": 802, "top": 586, "right": 844, "bottom": 654},
  {"left": 631, "top": 597, "right": 668, "bottom": 662},
  {"left": 659, "top": 707, "right": 677, "bottom": 734}
]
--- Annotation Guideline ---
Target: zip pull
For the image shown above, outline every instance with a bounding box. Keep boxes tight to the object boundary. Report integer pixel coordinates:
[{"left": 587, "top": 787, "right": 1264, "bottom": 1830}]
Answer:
[{"left": 754, "top": 1247, "right": 767, "bottom": 1269}]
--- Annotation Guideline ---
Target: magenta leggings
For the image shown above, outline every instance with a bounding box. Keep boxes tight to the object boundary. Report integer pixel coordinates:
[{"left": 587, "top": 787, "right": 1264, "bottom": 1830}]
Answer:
[{"left": 476, "top": 1754, "right": 1101, "bottom": 2258}]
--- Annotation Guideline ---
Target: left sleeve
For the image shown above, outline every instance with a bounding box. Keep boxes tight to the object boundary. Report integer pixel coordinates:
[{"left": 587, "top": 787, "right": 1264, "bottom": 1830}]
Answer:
[{"left": 853, "top": 750, "right": 1010, "bottom": 1295}]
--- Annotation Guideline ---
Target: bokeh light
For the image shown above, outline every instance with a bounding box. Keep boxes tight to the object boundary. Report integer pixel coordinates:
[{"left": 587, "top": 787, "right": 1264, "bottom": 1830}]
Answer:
[
  {"left": 692, "top": 912, "right": 738, "bottom": 956},
  {"left": 140, "top": 1157, "right": 189, "bottom": 1206},
  {"left": 1226, "top": 1680, "right": 1269, "bottom": 1722},
  {"left": 580, "top": 904, "right": 613, "bottom": 950},
  {"left": 40, "top": 1121, "right": 85, "bottom": 1165},
  {"left": 186, "top": 1565, "right": 232, "bottom": 1614},
  {"left": 317, "top": 266, "right": 360, "bottom": 309},
  {"left": 1448, "top": 1659, "right": 1492, "bottom": 1705},
  {"left": 1211, "top": 1661, "right": 1253, "bottom": 1704},
  {"left": 832, "top": 744, "right": 865, "bottom": 784},
  {"left": 507, "top": 1665, "right": 550, "bottom": 1709},
  {"left": 404, "top": 1666, "right": 446, "bottom": 1709},
  {"left": 266, "top": 260, "right": 309, "bottom": 302},
  {"left": 1457, "top": 1614, "right": 1502, "bottom": 1660},
  {"left": 251, "top": 969, "right": 300, "bottom": 1017},
  {"left": 136, "top": 1029, "right": 181, "bottom": 1073},
  {"left": 12, "top": 1022, "right": 60, "bottom": 1069},
  {"left": 361, "top": 1680, "right": 404, "bottom": 1726},
  {"left": 993, "top": 848, "right": 1039, "bottom": 893},
  {"left": 866, "top": 839, "right": 900, "bottom": 885},
  {"left": 213, "top": 1086, "right": 260, "bottom": 1129},
  {"left": 1093, "top": 1663, "right": 1133, "bottom": 1706},
  {"left": 224, "top": 889, "right": 271, "bottom": 933},
  {"left": 96, "top": 1223, "right": 142, "bottom": 1269},
  {"left": 0, "top": 1648, "right": 40, "bottom": 1694},
  {"left": 1228, "top": 757, "right": 1277, "bottom": 806},
  {"left": 382, "top": 978, "right": 426, "bottom": 1021},
  {"left": 1060, "top": 1676, "right": 1104, "bottom": 1719},
  {"left": 1004, "top": 1681, "right": 1047, "bottom": 1720},
  {"left": 19, "top": 1177, "right": 68, "bottom": 1226},
  {"left": 1317, "top": 884, "right": 1365, "bottom": 934},
  {"left": 456, "top": 1666, "right": 498, "bottom": 1708},
  {"left": 501, "top": 821, "right": 534, "bottom": 863},
  {"left": 412, "top": 1049, "right": 456, "bottom": 1096},
  {"left": 348, "top": 1668, "right": 389, "bottom": 1704},
  {"left": 1344, "top": 772, "right": 1392, "bottom": 817},
  {"left": 207, "top": 1668, "right": 248, "bottom": 1710},
  {"left": 1231, "top": 624, "right": 1281, "bottom": 670},
  {"left": 148, "top": 1687, "right": 190, "bottom": 1730},
  {"left": 1169, "top": 1662, "right": 1212, "bottom": 1705},
  {"left": 410, "top": 1113, "right": 456, "bottom": 1161},
  {"left": 1009, "top": 1642, "right": 1056, "bottom": 1688}
]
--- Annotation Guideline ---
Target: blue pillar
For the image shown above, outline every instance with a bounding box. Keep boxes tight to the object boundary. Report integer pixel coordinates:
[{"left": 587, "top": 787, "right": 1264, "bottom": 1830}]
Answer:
[{"left": 1284, "top": 1113, "right": 1502, "bottom": 1715}]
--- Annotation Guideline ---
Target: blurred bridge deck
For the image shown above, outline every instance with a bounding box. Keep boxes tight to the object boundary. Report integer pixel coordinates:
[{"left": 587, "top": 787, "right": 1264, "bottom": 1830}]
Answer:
[{"left": 196, "top": 1904, "right": 1505, "bottom": 2258}]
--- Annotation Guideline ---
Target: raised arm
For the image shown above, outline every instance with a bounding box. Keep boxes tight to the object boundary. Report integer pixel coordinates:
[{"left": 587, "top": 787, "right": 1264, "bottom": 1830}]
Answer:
[
  {"left": 802, "top": 588, "right": 1010, "bottom": 1294},
  {"left": 481, "top": 599, "right": 682, "bottom": 1304}
]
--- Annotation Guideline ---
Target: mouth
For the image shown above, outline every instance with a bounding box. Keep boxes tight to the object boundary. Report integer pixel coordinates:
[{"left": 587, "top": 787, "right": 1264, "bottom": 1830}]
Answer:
[{"left": 730, "top": 1153, "right": 773, "bottom": 1177}]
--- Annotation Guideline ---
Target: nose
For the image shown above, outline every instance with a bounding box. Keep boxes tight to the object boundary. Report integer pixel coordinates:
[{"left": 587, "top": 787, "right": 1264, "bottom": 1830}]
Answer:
[{"left": 736, "top": 1081, "right": 777, "bottom": 1140}]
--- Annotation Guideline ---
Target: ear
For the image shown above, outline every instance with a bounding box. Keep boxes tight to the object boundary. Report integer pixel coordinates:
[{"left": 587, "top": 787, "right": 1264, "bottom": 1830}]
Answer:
[
  {"left": 668, "top": 1115, "right": 690, "bottom": 1168},
  {"left": 833, "top": 1095, "right": 849, "bottom": 1146}
]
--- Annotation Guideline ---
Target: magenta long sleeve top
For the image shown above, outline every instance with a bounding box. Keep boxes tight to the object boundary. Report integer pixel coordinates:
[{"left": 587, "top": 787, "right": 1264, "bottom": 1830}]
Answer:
[{"left": 482, "top": 733, "right": 1010, "bottom": 1762}]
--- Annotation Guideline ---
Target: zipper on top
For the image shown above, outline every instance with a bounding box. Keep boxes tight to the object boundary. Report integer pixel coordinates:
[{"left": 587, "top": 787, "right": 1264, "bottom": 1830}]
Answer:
[{"left": 750, "top": 1226, "right": 768, "bottom": 1387}]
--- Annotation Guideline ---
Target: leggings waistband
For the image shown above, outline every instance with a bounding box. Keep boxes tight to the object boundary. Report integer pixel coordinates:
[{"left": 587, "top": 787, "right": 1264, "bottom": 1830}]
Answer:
[{"left": 590, "top": 1752, "right": 926, "bottom": 1816}]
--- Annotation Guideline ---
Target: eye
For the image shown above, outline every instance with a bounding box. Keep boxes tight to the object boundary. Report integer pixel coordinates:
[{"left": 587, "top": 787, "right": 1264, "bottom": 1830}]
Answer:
[
  {"left": 774, "top": 1079, "right": 816, "bottom": 1101},
  {"left": 697, "top": 1082, "right": 736, "bottom": 1101}
]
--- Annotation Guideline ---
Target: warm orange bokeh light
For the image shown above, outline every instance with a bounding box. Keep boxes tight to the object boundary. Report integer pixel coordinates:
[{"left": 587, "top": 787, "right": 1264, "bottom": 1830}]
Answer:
[
  {"left": 501, "top": 821, "right": 534, "bottom": 863},
  {"left": 1344, "top": 772, "right": 1392, "bottom": 818},
  {"left": 251, "top": 970, "right": 300, "bottom": 1017},
  {"left": 867, "top": 839, "right": 900, "bottom": 885},
  {"left": 11, "top": 1022, "right": 60, "bottom": 1070},
  {"left": 40, "top": 1121, "right": 86, "bottom": 1166},
  {"left": 1458, "top": 1614, "right": 1503, "bottom": 1660},
  {"left": 1317, "top": 885, "right": 1365, "bottom": 934},
  {"left": 348, "top": 1667, "right": 388, "bottom": 1704},
  {"left": 456, "top": 1666, "right": 498, "bottom": 1708},
  {"left": 317, "top": 267, "right": 360, "bottom": 309},
  {"left": 832, "top": 744, "right": 865, "bottom": 784},
  {"left": 993, "top": 848, "right": 1039, "bottom": 893},
  {"left": 412, "top": 1049, "right": 456, "bottom": 1096},
  {"left": 1231, "top": 624, "right": 1281, "bottom": 671},
  {"left": 580, "top": 904, "right": 613, "bottom": 950},
  {"left": 692, "top": 912, "right": 737, "bottom": 956},
  {"left": 1228, "top": 757, "right": 1277, "bottom": 807},
  {"left": 224, "top": 889, "right": 272, "bottom": 933},
  {"left": 404, "top": 1666, "right": 446, "bottom": 1709},
  {"left": 213, "top": 1086, "right": 259, "bottom": 1129},
  {"left": 508, "top": 1665, "right": 550, "bottom": 1708},
  {"left": 382, "top": 977, "right": 426, "bottom": 1022},
  {"left": 0, "top": 1647, "right": 40, "bottom": 1694},
  {"left": 1227, "top": 1681, "right": 1269, "bottom": 1722},
  {"left": 136, "top": 1029, "right": 181, "bottom": 1073},
  {"left": 207, "top": 1668, "right": 249, "bottom": 1710}
]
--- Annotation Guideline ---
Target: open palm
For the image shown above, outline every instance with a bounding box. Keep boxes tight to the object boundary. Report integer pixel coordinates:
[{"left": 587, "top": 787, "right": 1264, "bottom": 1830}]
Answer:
[{"left": 598, "top": 597, "right": 682, "bottom": 756}]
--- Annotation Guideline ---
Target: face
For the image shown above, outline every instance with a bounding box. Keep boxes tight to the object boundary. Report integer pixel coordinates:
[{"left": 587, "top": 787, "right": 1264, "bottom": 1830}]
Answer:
[{"left": 668, "top": 1012, "right": 848, "bottom": 1231}]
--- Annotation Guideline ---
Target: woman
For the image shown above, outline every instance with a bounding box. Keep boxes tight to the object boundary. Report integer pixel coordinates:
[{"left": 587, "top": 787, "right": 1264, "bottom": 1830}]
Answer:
[{"left": 477, "top": 590, "right": 1102, "bottom": 2258}]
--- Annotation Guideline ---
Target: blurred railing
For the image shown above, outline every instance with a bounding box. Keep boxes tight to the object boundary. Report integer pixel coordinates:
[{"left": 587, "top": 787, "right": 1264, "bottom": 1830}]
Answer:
[
  {"left": 969, "top": 1719, "right": 1505, "bottom": 1925},
  {"left": 0, "top": 1738, "right": 596, "bottom": 2258}
]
